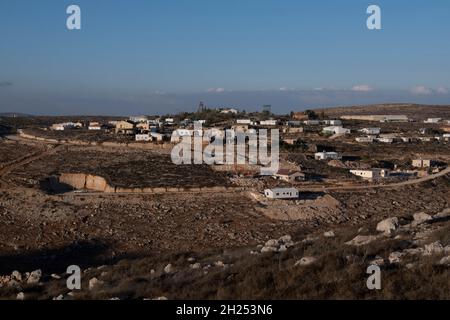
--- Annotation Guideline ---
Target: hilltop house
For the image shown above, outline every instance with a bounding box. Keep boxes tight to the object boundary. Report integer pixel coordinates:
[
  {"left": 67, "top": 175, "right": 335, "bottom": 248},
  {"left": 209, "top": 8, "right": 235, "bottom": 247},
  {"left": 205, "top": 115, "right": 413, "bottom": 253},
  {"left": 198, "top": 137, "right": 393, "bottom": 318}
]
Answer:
[{"left": 115, "top": 120, "right": 135, "bottom": 135}]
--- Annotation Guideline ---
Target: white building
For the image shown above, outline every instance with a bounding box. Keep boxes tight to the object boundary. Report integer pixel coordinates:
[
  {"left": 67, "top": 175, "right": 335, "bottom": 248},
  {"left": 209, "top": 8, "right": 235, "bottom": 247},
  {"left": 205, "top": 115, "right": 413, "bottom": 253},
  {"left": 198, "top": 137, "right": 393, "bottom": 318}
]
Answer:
[
  {"left": 322, "top": 126, "right": 351, "bottom": 135},
  {"left": 51, "top": 122, "right": 78, "bottom": 131},
  {"left": 264, "top": 188, "right": 299, "bottom": 199},
  {"left": 350, "top": 169, "right": 389, "bottom": 180},
  {"left": 323, "top": 119, "right": 342, "bottom": 126},
  {"left": 88, "top": 122, "right": 101, "bottom": 130},
  {"left": 135, "top": 133, "right": 152, "bottom": 142},
  {"left": 314, "top": 151, "right": 341, "bottom": 160},
  {"left": 304, "top": 120, "right": 320, "bottom": 125},
  {"left": 356, "top": 137, "right": 375, "bottom": 143},
  {"left": 237, "top": 119, "right": 252, "bottom": 125},
  {"left": 360, "top": 127, "right": 381, "bottom": 135},
  {"left": 380, "top": 115, "right": 409, "bottom": 123},
  {"left": 377, "top": 137, "right": 394, "bottom": 143},
  {"left": 273, "top": 170, "right": 306, "bottom": 182},
  {"left": 220, "top": 108, "right": 238, "bottom": 114},
  {"left": 424, "top": 118, "right": 441, "bottom": 123},
  {"left": 259, "top": 119, "right": 277, "bottom": 126},
  {"left": 129, "top": 116, "right": 148, "bottom": 123}
]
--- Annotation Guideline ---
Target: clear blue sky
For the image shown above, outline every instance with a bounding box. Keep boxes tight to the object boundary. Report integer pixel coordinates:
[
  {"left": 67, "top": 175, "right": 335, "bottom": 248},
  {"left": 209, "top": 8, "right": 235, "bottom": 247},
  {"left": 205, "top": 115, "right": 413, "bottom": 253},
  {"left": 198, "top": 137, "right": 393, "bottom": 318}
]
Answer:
[{"left": 1, "top": 0, "right": 450, "bottom": 115}]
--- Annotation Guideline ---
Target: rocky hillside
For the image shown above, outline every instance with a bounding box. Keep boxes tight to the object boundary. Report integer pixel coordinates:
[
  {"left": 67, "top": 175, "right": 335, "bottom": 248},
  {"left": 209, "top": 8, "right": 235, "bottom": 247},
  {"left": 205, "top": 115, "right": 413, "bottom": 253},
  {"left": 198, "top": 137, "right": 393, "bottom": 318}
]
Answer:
[
  {"left": 319, "top": 104, "right": 450, "bottom": 120},
  {"left": 1, "top": 208, "right": 449, "bottom": 300}
]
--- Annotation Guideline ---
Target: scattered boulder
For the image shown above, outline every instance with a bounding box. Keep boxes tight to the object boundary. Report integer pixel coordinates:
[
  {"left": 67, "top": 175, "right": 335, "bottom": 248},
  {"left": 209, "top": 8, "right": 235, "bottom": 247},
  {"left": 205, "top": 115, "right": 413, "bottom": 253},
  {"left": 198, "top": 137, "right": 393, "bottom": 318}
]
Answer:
[
  {"left": 261, "top": 235, "right": 294, "bottom": 253},
  {"left": 423, "top": 241, "right": 444, "bottom": 256},
  {"left": 439, "top": 256, "right": 450, "bottom": 266},
  {"left": 16, "top": 292, "right": 25, "bottom": 300},
  {"left": 369, "top": 256, "right": 385, "bottom": 266},
  {"left": 26, "top": 269, "right": 42, "bottom": 284},
  {"left": 295, "top": 256, "right": 317, "bottom": 267},
  {"left": 376, "top": 217, "right": 399, "bottom": 234},
  {"left": 345, "top": 235, "right": 379, "bottom": 246},
  {"left": 190, "top": 263, "right": 201, "bottom": 270},
  {"left": 11, "top": 271, "right": 22, "bottom": 282},
  {"left": 164, "top": 264, "right": 174, "bottom": 274},
  {"left": 324, "top": 231, "right": 335, "bottom": 238},
  {"left": 215, "top": 261, "right": 225, "bottom": 268},
  {"left": 88, "top": 277, "right": 104, "bottom": 290},
  {"left": 434, "top": 208, "right": 450, "bottom": 219},
  {"left": 389, "top": 251, "right": 406, "bottom": 264},
  {"left": 412, "top": 212, "right": 433, "bottom": 226},
  {"left": 403, "top": 247, "right": 424, "bottom": 256}
]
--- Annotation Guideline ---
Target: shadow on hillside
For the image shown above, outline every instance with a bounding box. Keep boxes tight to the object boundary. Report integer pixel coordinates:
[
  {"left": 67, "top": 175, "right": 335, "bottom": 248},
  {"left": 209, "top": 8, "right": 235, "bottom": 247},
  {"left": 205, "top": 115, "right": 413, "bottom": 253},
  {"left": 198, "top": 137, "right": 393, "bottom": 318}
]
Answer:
[{"left": 0, "top": 239, "right": 135, "bottom": 274}]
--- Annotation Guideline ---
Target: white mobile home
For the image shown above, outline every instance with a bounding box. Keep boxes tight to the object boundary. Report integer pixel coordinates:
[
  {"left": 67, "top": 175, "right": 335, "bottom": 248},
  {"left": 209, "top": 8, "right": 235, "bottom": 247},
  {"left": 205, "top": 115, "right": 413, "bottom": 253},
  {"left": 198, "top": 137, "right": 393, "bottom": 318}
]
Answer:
[
  {"left": 314, "top": 151, "right": 342, "bottom": 160},
  {"left": 264, "top": 188, "right": 299, "bottom": 199},
  {"left": 350, "top": 169, "right": 389, "bottom": 180},
  {"left": 322, "top": 126, "right": 351, "bottom": 135},
  {"left": 135, "top": 133, "right": 152, "bottom": 142}
]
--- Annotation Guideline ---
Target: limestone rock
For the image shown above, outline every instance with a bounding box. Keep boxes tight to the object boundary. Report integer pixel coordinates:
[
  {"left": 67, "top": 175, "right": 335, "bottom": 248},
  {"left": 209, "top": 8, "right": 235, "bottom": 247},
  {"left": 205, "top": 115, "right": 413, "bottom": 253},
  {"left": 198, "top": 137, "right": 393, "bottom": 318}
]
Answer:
[
  {"left": 323, "top": 231, "right": 335, "bottom": 238},
  {"left": 26, "top": 269, "right": 42, "bottom": 284},
  {"left": 389, "top": 251, "right": 405, "bottom": 264},
  {"left": 88, "top": 277, "right": 104, "bottom": 290},
  {"left": 376, "top": 217, "right": 399, "bottom": 234},
  {"left": 412, "top": 212, "right": 433, "bottom": 226},
  {"left": 345, "top": 235, "right": 379, "bottom": 246},
  {"left": 295, "top": 256, "right": 317, "bottom": 266},
  {"left": 164, "top": 264, "right": 174, "bottom": 274}
]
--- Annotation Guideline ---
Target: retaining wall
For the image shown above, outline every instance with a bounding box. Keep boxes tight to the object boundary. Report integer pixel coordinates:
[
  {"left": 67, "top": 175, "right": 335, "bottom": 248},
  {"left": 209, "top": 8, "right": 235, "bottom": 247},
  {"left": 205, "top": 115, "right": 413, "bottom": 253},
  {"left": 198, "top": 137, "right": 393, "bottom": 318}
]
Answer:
[{"left": 59, "top": 173, "right": 234, "bottom": 194}]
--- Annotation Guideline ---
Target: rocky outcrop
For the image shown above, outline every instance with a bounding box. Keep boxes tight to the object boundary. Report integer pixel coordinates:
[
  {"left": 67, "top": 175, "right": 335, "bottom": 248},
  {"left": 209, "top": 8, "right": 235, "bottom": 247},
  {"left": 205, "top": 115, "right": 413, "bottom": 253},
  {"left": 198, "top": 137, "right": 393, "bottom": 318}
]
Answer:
[
  {"left": 59, "top": 173, "right": 233, "bottom": 194},
  {"left": 376, "top": 217, "right": 399, "bottom": 234}
]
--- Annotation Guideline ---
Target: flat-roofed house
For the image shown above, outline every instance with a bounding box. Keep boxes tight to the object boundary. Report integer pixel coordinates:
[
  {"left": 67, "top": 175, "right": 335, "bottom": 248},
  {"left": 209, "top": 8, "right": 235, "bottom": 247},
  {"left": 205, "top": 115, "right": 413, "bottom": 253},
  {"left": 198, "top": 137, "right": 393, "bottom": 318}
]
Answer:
[
  {"left": 314, "top": 151, "right": 342, "bottom": 160},
  {"left": 259, "top": 119, "right": 277, "bottom": 126},
  {"left": 273, "top": 169, "right": 306, "bottom": 182},
  {"left": 356, "top": 137, "right": 375, "bottom": 143},
  {"left": 129, "top": 116, "right": 148, "bottom": 123},
  {"left": 264, "top": 188, "right": 299, "bottom": 199},
  {"left": 350, "top": 169, "right": 389, "bottom": 180},
  {"left": 88, "top": 122, "right": 101, "bottom": 130},
  {"left": 322, "top": 126, "right": 351, "bottom": 135},
  {"left": 135, "top": 133, "right": 152, "bottom": 142}
]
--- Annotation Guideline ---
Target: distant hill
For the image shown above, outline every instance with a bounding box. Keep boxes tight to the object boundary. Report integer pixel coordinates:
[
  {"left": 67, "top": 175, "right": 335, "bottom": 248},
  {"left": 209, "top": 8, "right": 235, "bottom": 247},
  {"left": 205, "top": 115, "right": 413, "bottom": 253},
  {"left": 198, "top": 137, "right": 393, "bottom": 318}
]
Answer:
[
  {"left": 316, "top": 104, "right": 450, "bottom": 120},
  {"left": 0, "top": 112, "right": 33, "bottom": 118}
]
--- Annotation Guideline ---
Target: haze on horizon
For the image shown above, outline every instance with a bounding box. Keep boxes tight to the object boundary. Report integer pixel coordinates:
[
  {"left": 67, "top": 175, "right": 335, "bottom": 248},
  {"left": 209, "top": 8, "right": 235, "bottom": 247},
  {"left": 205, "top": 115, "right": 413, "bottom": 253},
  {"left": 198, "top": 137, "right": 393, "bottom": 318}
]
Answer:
[{"left": 1, "top": 0, "right": 450, "bottom": 115}]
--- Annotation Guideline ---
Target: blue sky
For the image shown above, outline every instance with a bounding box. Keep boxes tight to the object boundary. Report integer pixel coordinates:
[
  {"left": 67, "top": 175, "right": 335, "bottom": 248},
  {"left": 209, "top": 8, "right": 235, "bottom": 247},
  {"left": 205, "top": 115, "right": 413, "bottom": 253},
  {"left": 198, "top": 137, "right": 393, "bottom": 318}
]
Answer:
[{"left": 1, "top": 0, "right": 450, "bottom": 115}]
